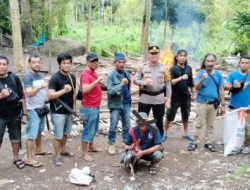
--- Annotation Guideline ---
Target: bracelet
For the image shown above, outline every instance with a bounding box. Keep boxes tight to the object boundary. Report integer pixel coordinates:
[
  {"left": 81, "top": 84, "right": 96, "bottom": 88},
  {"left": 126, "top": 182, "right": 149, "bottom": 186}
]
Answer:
[{"left": 22, "top": 113, "right": 27, "bottom": 116}]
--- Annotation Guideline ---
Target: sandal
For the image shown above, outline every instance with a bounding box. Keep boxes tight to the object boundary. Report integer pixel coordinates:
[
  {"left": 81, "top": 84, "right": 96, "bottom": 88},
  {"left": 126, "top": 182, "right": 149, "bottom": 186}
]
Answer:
[
  {"left": 149, "top": 165, "right": 157, "bottom": 175},
  {"left": 188, "top": 142, "right": 197, "bottom": 151},
  {"left": 13, "top": 159, "right": 25, "bottom": 169},
  {"left": 204, "top": 144, "right": 216, "bottom": 152},
  {"left": 26, "top": 162, "right": 43, "bottom": 168},
  {"left": 54, "top": 157, "right": 63, "bottom": 166},
  {"left": 61, "top": 151, "right": 74, "bottom": 157}
]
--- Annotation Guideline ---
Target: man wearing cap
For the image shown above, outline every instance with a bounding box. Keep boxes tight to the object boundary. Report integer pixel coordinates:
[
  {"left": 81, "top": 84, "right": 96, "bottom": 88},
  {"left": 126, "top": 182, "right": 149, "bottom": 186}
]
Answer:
[
  {"left": 107, "top": 52, "right": 132, "bottom": 155},
  {"left": 120, "top": 112, "right": 163, "bottom": 175},
  {"left": 134, "top": 46, "right": 172, "bottom": 139},
  {"left": 79, "top": 53, "right": 103, "bottom": 161}
]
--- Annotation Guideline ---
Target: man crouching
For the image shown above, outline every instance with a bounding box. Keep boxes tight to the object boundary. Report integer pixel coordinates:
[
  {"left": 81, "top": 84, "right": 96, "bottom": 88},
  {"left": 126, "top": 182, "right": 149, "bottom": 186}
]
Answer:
[{"left": 120, "top": 112, "right": 163, "bottom": 175}]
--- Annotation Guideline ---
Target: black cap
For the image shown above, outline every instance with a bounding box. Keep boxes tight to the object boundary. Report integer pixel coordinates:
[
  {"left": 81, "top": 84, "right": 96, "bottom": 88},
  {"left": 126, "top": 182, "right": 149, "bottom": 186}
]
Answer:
[
  {"left": 148, "top": 46, "right": 160, "bottom": 53},
  {"left": 86, "top": 53, "right": 99, "bottom": 62}
]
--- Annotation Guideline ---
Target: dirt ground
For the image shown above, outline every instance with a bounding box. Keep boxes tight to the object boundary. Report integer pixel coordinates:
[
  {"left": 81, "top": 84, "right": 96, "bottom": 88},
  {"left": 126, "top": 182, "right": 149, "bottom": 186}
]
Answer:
[
  {"left": 0, "top": 116, "right": 250, "bottom": 190},
  {"left": 1, "top": 47, "right": 250, "bottom": 190}
]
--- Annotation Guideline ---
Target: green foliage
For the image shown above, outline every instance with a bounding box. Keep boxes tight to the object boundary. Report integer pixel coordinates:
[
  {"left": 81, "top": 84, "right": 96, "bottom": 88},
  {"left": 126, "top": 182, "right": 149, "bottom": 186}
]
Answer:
[
  {"left": 59, "top": 22, "right": 141, "bottom": 55},
  {"left": 0, "top": 0, "right": 11, "bottom": 34},
  {"left": 229, "top": 10, "right": 250, "bottom": 55}
]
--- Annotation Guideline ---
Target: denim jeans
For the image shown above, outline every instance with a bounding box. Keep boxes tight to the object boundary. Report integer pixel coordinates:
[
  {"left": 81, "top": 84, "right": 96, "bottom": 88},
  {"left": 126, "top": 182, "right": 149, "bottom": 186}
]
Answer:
[
  {"left": 51, "top": 113, "right": 72, "bottom": 140},
  {"left": 24, "top": 109, "right": 45, "bottom": 140},
  {"left": 80, "top": 106, "right": 100, "bottom": 143},
  {"left": 108, "top": 103, "right": 131, "bottom": 144}
]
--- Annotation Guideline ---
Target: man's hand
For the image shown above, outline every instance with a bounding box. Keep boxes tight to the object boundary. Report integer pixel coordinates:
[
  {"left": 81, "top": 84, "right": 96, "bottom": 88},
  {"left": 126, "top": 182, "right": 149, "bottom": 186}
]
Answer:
[
  {"left": 135, "top": 150, "right": 144, "bottom": 160},
  {"left": 201, "top": 72, "right": 208, "bottom": 81},
  {"left": 0, "top": 89, "right": 10, "bottom": 98},
  {"left": 64, "top": 84, "right": 72, "bottom": 93},
  {"left": 233, "top": 80, "right": 241, "bottom": 88},
  {"left": 181, "top": 74, "right": 188, "bottom": 80},
  {"left": 191, "top": 94, "right": 195, "bottom": 101},
  {"left": 165, "top": 98, "right": 171, "bottom": 109},
  {"left": 144, "top": 78, "right": 153, "bottom": 86},
  {"left": 120, "top": 78, "right": 128, "bottom": 87},
  {"left": 96, "top": 76, "right": 103, "bottom": 83}
]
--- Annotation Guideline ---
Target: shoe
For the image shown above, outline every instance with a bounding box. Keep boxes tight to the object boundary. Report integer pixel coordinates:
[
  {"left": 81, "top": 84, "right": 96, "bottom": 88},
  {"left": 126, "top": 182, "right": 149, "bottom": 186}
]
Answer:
[
  {"left": 242, "top": 146, "right": 250, "bottom": 154},
  {"left": 108, "top": 144, "right": 116, "bottom": 155},
  {"left": 162, "top": 135, "right": 168, "bottom": 142}
]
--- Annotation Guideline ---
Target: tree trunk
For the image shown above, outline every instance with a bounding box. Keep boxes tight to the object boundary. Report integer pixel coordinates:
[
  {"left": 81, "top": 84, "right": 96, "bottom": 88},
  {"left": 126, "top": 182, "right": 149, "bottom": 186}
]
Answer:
[
  {"left": 20, "top": 0, "right": 32, "bottom": 46},
  {"left": 141, "top": 0, "right": 151, "bottom": 62},
  {"left": 86, "top": 0, "right": 92, "bottom": 53},
  {"left": 9, "top": 0, "right": 24, "bottom": 72}
]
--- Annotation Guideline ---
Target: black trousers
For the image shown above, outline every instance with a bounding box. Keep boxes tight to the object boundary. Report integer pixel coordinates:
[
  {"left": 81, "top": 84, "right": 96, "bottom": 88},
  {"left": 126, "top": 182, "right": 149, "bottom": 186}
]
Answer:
[{"left": 138, "top": 102, "right": 165, "bottom": 137}]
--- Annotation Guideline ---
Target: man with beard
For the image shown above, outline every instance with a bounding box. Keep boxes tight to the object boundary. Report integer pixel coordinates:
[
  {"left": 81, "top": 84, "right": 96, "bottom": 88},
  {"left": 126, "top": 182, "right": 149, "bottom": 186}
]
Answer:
[
  {"left": 23, "top": 54, "right": 51, "bottom": 168},
  {"left": 48, "top": 53, "right": 76, "bottom": 166},
  {"left": 0, "top": 55, "right": 27, "bottom": 169},
  {"left": 188, "top": 54, "right": 225, "bottom": 152},
  {"left": 107, "top": 52, "right": 132, "bottom": 155},
  {"left": 225, "top": 56, "right": 250, "bottom": 154},
  {"left": 163, "top": 50, "right": 195, "bottom": 142}
]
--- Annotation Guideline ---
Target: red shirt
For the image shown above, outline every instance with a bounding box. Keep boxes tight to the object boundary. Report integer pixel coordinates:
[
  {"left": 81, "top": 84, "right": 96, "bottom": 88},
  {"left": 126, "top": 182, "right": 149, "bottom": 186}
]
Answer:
[{"left": 80, "top": 68, "right": 102, "bottom": 108}]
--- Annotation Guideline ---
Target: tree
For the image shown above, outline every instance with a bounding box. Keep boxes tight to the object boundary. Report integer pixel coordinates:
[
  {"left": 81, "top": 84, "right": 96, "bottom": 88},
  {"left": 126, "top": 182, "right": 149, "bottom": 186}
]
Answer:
[
  {"left": 86, "top": 0, "right": 92, "bottom": 53},
  {"left": 9, "top": 0, "right": 24, "bottom": 72},
  {"left": 141, "top": 0, "right": 151, "bottom": 61},
  {"left": 21, "top": 0, "right": 33, "bottom": 46}
]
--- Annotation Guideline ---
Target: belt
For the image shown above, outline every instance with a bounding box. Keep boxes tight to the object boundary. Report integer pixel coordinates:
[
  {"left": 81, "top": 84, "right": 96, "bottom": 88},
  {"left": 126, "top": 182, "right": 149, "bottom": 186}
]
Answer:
[{"left": 140, "top": 88, "right": 165, "bottom": 96}]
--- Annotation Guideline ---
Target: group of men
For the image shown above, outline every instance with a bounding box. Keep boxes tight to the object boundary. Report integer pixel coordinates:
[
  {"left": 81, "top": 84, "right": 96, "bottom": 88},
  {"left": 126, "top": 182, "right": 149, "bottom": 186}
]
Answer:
[{"left": 0, "top": 46, "right": 249, "bottom": 175}]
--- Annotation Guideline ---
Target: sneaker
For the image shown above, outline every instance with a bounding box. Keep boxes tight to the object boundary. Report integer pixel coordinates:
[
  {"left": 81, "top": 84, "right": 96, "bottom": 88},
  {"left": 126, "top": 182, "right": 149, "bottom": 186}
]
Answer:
[
  {"left": 242, "top": 146, "right": 250, "bottom": 154},
  {"left": 108, "top": 144, "right": 116, "bottom": 155}
]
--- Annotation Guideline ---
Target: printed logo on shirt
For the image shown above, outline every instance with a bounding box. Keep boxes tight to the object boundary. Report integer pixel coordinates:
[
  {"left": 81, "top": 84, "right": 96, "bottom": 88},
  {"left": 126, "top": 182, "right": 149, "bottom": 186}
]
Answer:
[{"left": 148, "top": 132, "right": 153, "bottom": 140}]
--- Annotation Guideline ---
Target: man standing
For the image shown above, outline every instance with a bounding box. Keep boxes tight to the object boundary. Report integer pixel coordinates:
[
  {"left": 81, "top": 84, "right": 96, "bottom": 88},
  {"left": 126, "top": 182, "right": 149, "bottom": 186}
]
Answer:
[
  {"left": 107, "top": 53, "right": 131, "bottom": 155},
  {"left": 48, "top": 53, "right": 76, "bottom": 166},
  {"left": 134, "top": 46, "right": 171, "bottom": 138},
  {"left": 120, "top": 112, "right": 163, "bottom": 175},
  {"left": 0, "top": 55, "right": 27, "bottom": 169},
  {"left": 23, "top": 54, "right": 51, "bottom": 168},
  {"left": 164, "top": 50, "right": 195, "bottom": 142},
  {"left": 80, "top": 53, "right": 102, "bottom": 161},
  {"left": 225, "top": 56, "right": 250, "bottom": 154},
  {"left": 188, "top": 54, "right": 225, "bottom": 152}
]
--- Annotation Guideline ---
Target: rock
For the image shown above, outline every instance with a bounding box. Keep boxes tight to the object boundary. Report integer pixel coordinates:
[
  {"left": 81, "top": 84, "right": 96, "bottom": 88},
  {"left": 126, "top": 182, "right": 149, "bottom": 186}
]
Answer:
[
  {"left": 183, "top": 172, "right": 192, "bottom": 177},
  {"left": 103, "top": 176, "right": 112, "bottom": 182},
  {"left": 40, "top": 39, "right": 85, "bottom": 56}
]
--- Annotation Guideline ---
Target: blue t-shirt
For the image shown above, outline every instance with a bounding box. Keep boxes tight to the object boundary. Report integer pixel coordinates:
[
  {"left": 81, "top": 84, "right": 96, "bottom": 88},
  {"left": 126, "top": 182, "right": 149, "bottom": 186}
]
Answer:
[
  {"left": 227, "top": 70, "right": 250, "bottom": 109},
  {"left": 124, "top": 125, "right": 162, "bottom": 150},
  {"left": 117, "top": 70, "right": 131, "bottom": 105},
  {"left": 195, "top": 69, "right": 224, "bottom": 103}
]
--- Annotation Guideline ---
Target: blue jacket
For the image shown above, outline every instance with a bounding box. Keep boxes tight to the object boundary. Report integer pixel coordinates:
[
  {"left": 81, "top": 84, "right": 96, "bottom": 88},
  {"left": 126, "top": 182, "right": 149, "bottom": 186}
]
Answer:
[{"left": 107, "top": 69, "right": 131, "bottom": 109}]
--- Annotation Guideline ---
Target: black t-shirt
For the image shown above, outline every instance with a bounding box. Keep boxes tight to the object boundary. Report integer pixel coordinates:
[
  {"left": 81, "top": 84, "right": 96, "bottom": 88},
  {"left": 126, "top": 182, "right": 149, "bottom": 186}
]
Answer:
[
  {"left": 170, "top": 64, "right": 194, "bottom": 98},
  {"left": 48, "top": 71, "right": 76, "bottom": 114},
  {"left": 0, "top": 73, "right": 24, "bottom": 119}
]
